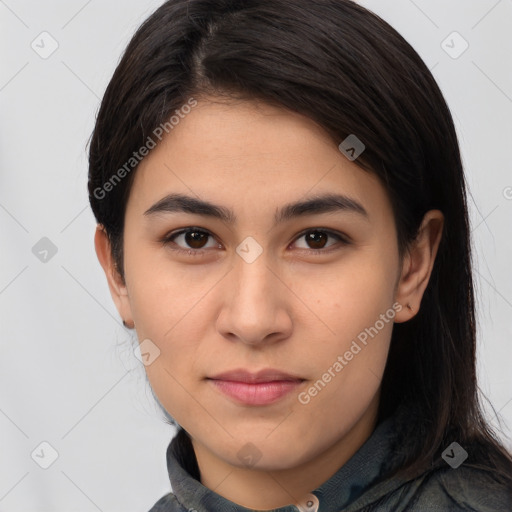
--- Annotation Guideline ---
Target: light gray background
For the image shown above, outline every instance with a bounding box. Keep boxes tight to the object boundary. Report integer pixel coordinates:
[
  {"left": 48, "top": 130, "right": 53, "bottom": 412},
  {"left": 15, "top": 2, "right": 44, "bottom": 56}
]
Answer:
[{"left": 1, "top": 1, "right": 511, "bottom": 511}]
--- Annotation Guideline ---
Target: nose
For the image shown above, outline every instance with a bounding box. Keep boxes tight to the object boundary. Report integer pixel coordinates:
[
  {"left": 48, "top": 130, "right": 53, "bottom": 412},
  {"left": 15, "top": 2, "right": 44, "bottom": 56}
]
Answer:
[{"left": 216, "top": 250, "right": 293, "bottom": 346}]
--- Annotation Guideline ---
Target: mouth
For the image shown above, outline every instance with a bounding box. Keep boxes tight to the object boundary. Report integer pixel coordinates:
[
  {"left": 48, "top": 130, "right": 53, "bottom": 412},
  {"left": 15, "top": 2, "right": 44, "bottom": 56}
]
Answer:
[{"left": 206, "top": 368, "right": 305, "bottom": 406}]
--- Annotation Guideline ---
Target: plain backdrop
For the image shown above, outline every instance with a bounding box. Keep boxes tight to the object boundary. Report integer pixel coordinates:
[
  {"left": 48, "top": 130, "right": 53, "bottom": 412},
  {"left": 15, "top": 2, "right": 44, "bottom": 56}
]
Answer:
[{"left": 1, "top": 1, "right": 511, "bottom": 511}]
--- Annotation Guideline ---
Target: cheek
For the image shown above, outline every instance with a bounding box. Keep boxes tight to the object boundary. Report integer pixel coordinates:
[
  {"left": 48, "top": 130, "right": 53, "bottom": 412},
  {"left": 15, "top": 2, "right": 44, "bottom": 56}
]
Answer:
[
  {"left": 124, "top": 239, "right": 208, "bottom": 338},
  {"left": 292, "top": 255, "right": 396, "bottom": 401},
  {"left": 295, "top": 252, "right": 397, "bottom": 339},
  {"left": 295, "top": 270, "right": 394, "bottom": 422}
]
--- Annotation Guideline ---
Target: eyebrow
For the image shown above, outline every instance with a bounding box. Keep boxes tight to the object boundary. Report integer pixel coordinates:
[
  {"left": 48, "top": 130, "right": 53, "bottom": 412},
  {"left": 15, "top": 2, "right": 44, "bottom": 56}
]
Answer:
[{"left": 143, "top": 192, "right": 369, "bottom": 224}]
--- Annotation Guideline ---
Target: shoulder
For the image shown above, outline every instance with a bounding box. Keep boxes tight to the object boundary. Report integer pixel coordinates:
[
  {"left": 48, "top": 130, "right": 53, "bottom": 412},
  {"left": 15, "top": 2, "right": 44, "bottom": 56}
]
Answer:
[
  {"left": 147, "top": 492, "right": 186, "bottom": 512},
  {"left": 405, "top": 465, "right": 512, "bottom": 511}
]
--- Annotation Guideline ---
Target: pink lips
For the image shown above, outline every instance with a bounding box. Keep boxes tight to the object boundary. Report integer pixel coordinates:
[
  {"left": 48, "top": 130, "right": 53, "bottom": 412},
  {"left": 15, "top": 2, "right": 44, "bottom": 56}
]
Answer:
[{"left": 207, "top": 368, "right": 304, "bottom": 406}]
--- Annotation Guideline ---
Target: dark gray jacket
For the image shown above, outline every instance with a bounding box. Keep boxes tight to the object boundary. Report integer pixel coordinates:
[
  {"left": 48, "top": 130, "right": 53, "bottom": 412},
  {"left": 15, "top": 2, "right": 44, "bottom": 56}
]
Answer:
[{"left": 148, "top": 406, "right": 512, "bottom": 511}]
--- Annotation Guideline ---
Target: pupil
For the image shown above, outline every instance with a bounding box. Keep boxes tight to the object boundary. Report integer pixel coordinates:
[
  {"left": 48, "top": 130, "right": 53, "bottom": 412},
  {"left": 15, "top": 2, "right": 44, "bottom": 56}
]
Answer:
[
  {"left": 186, "top": 231, "right": 206, "bottom": 248},
  {"left": 307, "top": 231, "right": 326, "bottom": 249}
]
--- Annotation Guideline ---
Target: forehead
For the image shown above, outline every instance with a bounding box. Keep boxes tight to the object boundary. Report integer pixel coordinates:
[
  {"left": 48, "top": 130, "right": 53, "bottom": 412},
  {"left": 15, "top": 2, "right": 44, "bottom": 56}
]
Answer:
[{"left": 127, "top": 98, "right": 392, "bottom": 223}]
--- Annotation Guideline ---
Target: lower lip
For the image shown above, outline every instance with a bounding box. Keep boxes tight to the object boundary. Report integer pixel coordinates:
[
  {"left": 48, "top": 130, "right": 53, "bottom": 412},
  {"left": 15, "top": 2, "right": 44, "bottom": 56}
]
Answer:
[{"left": 208, "top": 379, "right": 303, "bottom": 405}]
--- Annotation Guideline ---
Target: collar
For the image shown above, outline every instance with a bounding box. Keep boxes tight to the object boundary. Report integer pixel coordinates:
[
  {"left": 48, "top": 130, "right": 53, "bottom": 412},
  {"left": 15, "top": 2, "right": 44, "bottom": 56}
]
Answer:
[{"left": 165, "top": 406, "right": 409, "bottom": 511}]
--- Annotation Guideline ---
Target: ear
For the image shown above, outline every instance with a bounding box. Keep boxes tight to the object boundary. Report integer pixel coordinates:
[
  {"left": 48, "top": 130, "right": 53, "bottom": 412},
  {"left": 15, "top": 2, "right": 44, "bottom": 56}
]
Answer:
[
  {"left": 394, "top": 210, "right": 444, "bottom": 323},
  {"left": 94, "top": 225, "right": 134, "bottom": 328}
]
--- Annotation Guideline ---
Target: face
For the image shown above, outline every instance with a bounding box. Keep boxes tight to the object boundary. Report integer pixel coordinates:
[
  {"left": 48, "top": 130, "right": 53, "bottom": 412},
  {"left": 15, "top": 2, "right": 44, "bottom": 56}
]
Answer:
[{"left": 113, "top": 98, "right": 405, "bottom": 471}]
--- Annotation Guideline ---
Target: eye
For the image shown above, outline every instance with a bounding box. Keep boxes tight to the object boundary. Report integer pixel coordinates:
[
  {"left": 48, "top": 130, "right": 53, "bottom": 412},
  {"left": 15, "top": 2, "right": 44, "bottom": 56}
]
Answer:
[
  {"left": 292, "top": 229, "right": 349, "bottom": 252},
  {"left": 161, "top": 227, "right": 220, "bottom": 255},
  {"left": 161, "top": 227, "right": 349, "bottom": 257}
]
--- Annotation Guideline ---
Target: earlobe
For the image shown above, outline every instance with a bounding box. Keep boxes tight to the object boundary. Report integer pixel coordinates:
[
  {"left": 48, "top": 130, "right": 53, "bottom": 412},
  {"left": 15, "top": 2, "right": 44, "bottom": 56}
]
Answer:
[
  {"left": 394, "top": 210, "right": 444, "bottom": 323},
  {"left": 94, "top": 225, "right": 134, "bottom": 327}
]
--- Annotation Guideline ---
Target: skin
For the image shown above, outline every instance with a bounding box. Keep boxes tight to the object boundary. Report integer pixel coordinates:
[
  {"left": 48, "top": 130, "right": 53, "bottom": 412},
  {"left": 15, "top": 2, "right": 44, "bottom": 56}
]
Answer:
[{"left": 95, "top": 97, "right": 444, "bottom": 510}]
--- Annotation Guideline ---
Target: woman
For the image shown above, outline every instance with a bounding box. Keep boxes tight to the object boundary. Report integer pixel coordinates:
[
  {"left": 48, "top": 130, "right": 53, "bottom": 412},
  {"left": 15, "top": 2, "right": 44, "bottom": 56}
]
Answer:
[{"left": 88, "top": 0, "right": 512, "bottom": 510}]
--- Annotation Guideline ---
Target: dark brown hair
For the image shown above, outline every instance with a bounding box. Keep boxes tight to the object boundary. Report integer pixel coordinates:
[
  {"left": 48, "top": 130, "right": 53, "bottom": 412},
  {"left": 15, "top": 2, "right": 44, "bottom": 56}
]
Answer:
[{"left": 88, "top": 0, "right": 512, "bottom": 489}]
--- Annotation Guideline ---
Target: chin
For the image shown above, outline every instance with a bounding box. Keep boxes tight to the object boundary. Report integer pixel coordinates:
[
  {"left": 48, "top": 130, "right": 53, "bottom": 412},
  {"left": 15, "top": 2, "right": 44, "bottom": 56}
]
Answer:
[{"left": 223, "top": 438, "right": 311, "bottom": 472}]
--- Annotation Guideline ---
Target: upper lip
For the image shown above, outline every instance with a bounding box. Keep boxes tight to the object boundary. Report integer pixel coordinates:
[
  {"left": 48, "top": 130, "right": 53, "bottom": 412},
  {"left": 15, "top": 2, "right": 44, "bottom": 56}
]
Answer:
[{"left": 208, "top": 368, "right": 304, "bottom": 383}]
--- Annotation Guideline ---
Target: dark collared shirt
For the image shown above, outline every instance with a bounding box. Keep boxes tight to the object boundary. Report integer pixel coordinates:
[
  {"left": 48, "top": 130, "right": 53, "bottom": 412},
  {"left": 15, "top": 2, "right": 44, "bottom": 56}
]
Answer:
[{"left": 148, "top": 406, "right": 512, "bottom": 511}]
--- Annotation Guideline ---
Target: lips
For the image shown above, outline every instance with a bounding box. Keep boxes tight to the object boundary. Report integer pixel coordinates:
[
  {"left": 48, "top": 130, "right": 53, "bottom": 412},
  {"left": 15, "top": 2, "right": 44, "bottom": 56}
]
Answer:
[
  {"left": 208, "top": 368, "right": 304, "bottom": 384},
  {"left": 207, "top": 368, "right": 305, "bottom": 406}
]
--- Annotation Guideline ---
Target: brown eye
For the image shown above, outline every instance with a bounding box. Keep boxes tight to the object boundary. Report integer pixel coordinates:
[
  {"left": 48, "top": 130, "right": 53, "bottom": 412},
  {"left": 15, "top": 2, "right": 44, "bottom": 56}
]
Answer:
[
  {"left": 305, "top": 231, "right": 329, "bottom": 249},
  {"left": 293, "top": 229, "right": 348, "bottom": 253},
  {"left": 184, "top": 230, "right": 209, "bottom": 249},
  {"left": 162, "top": 228, "right": 219, "bottom": 253}
]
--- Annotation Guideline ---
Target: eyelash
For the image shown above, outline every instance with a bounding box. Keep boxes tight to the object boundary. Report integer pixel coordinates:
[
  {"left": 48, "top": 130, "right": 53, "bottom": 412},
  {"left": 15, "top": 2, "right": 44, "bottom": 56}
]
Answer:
[{"left": 160, "top": 227, "right": 350, "bottom": 257}]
